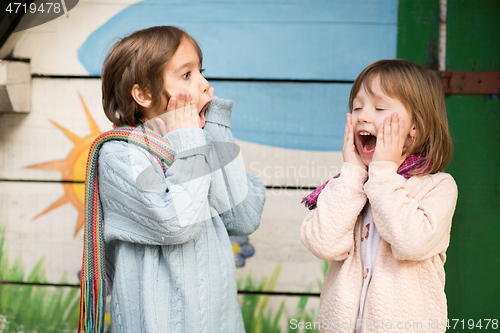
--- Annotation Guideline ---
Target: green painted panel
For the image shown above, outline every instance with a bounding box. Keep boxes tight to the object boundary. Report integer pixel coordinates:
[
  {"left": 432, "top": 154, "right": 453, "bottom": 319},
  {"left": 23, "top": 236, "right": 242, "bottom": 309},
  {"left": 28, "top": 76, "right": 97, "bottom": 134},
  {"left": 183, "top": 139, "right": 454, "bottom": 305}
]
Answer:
[
  {"left": 444, "top": 0, "right": 500, "bottom": 324},
  {"left": 446, "top": 0, "right": 500, "bottom": 71},
  {"left": 397, "top": 0, "right": 439, "bottom": 68},
  {"left": 445, "top": 95, "right": 500, "bottom": 321},
  {"left": 398, "top": 0, "right": 500, "bottom": 327}
]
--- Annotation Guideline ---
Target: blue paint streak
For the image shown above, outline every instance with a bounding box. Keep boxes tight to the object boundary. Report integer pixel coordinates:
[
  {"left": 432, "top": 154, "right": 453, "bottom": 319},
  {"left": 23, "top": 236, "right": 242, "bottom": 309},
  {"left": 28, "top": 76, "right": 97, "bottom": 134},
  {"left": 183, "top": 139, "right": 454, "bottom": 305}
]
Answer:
[
  {"left": 78, "top": 0, "right": 398, "bottom": 80},
  {"left": 212, "top": 81, "right": 351, "bottom": 151},
  {"left": 77, "top": 0, "right": 397, "bottom": 151}
]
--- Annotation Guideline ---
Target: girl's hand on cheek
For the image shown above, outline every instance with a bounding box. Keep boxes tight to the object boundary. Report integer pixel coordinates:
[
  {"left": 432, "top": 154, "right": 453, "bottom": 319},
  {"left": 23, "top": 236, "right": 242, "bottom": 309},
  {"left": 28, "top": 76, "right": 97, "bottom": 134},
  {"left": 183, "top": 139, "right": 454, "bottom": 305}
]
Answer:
[
  {"left": 342, "top": 113, "right": 367, "bottom": 170},
  {"left": 164, "top": 92, "right": 199, "bottom": 133},
  {"left": 371, "top": 113, "right": 406, "bottom": 167}
]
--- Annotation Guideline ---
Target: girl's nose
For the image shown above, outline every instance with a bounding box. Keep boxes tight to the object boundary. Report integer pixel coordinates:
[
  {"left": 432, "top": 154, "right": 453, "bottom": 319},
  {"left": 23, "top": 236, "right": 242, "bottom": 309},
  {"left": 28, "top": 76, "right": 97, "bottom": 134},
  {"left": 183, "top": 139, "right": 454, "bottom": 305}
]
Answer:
[
  {"left": 200, "top": 75, "right": 210, "bottom": 94},
  {"left": 357, "top": 108, "right": 371, "bottom": 123}
]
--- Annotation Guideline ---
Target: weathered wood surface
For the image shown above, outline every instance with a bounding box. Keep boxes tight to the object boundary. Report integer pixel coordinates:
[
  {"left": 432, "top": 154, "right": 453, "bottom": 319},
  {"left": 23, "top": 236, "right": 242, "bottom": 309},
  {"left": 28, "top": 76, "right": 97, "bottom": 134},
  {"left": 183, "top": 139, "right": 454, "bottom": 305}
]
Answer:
[
  {"left": 0, "top": 284, "right": 80, "bottom": 332},
  {"left": 0, "top": 179, "right": 320, "bottom": 292},
  {"left": 0, "top": 281, "right": 320, "bottom": 332},
  {"left": 12, "top": 0, "right": 398, "bottom": 79},
  {"left": 0, "top": 78, "right": 344, "bottom": 186},
  {"left": 1, "top": 2, "right": 400, "bottom": 329}
]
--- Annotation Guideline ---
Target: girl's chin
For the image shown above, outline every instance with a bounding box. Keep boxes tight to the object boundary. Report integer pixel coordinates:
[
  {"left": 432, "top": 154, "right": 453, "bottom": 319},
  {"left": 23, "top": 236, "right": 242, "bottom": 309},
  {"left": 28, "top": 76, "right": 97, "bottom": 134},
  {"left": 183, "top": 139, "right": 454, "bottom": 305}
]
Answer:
[{"left": 359, "top": 155, "right": 372, "bottom": 167}]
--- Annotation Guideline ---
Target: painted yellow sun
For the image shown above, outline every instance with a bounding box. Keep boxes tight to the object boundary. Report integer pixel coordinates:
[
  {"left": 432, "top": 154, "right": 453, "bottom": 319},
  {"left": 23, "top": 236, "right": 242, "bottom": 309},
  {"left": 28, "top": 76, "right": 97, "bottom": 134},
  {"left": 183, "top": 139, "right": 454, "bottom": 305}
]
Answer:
[{"left": 28, "top": 92, "right": 102, "bottom": 237}]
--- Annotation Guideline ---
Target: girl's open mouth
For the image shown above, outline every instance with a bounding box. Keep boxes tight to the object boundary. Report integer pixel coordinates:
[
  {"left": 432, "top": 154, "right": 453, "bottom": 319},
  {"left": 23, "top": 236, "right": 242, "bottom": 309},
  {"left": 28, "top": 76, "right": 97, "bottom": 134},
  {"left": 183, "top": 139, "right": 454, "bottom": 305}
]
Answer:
[
  {"left": 199, "top": 100, "right": 212, "bottom": 128},
  {"left": 358, "top": 130, "right": 377, "bottom": 154}
]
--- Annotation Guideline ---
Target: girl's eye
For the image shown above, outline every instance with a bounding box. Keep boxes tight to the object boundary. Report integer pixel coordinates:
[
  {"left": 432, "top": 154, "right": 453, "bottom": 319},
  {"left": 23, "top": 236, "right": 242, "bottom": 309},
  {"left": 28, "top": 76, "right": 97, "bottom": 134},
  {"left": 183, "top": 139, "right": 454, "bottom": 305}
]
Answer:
[
  {"left": 182, "top": 71, "right": 191, "bottom": 79},
  {"left": 375, "top": 108, "right": 385, "bottom": 111},
  {"left": 353, "top": 107, "right": 361, "bottom": 111}
]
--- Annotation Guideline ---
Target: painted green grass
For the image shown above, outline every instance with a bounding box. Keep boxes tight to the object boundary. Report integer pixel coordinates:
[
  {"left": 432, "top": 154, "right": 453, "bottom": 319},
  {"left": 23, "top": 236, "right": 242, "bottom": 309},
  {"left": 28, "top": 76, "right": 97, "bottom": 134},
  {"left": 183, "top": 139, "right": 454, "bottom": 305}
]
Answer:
[
  {"left": 238, "top": 261, "right": 329, "bottom": 333},
  {"left": 0, "top": 226, "right": 80, "bottom": 332},
  {"left": 0, "top": 222, "right": 329, "bottom": 332}
]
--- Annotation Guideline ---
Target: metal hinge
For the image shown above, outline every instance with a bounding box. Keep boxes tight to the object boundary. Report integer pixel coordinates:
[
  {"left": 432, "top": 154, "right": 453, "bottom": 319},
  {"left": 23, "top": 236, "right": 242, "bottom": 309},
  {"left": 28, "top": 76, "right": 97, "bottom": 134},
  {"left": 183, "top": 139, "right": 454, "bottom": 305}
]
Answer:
[{"left": 440, "top": 71, "right": 500, "bottom": 94}]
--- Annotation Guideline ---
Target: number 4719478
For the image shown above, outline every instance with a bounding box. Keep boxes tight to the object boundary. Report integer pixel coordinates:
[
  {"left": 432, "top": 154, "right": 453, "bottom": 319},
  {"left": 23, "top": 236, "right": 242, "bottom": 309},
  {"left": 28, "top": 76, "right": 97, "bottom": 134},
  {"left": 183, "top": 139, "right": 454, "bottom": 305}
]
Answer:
[
  {"left": 5, "top": 2, "right": 62, "bottom": 14},
  {"left": 447, "top": 319, "right": 498, "bottom": 330}
]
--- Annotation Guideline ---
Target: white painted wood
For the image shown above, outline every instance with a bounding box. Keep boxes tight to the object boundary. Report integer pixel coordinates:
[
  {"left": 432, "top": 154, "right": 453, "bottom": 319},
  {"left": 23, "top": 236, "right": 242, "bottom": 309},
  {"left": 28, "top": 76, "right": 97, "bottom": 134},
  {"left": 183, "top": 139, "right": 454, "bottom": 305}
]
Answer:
[
  {"left": 0, "top": 78, "right": 111, "bottom": 181},
  {"left": 0, "top": 78, "right": 343, "bottom": 187},
  {"left": 237, "top": 294, "right": 321, "bottom": 331},
  {"left": 0, "top": 180, "right": 324, "bottom": 293},
  {"left": 0, "top": 61, "right": 31, "bottom": 113},
  {"left": 0, "top": 181, "right": 84, "bottom": 285},
  {"left": 238, "top": 139, "right": 342, "bottom": 188},
  {"left": 236, "top": 189, "right": 325, "bottom": 293},
  {"left": 11, "top": 0, "right": 397, "bottom": 78},
  {"left": 11, "top": 0, "right": 142, "bottom": 76}
]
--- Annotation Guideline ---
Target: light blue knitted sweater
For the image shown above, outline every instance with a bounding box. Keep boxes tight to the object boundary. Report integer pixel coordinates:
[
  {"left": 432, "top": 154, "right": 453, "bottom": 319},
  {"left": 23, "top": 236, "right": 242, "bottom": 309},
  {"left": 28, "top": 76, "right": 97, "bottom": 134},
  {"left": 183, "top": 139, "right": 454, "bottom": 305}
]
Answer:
[{"left": 97, "top": 98, "right": 266, "bottom": 333}]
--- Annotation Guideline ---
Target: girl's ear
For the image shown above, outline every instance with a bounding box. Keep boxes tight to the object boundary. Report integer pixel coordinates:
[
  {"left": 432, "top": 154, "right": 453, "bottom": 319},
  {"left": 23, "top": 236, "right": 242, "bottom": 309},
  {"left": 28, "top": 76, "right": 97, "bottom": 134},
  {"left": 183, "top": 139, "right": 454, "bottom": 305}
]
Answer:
[
  {"left": 410, "top": 125, "right": 418, "bottom": 136},
  {"left": 131, "top": 84, "right": 152, "bottom": 108},
  {"left": 410, "top": 125, "right": 418, "bottom": 139}
]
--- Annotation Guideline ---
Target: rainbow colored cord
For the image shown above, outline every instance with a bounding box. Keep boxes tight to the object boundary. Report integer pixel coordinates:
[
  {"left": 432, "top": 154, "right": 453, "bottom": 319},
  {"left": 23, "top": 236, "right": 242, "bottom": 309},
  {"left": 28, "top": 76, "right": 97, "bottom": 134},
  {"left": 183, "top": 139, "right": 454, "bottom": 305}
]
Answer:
[{"left": 79, "top": 125, "right": 175, "bottom": 332}]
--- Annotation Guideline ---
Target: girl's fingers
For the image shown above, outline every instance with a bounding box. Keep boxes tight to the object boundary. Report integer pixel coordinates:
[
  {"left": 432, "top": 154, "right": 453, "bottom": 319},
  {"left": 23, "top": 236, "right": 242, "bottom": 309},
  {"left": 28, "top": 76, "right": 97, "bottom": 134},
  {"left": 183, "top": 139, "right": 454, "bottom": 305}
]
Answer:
[
  {"left": 391, "top": 113, "right": 399, "bottom": 145},
  {"left": 344, "top": 113, "right": 350, "bottom": 144},
  {"left": 383, "top": 114, "right": 392, "bottom": 144},
  {"left": 209, "top": 87, "right": 215, "bottom": 97},
  {"left": 377, "top": 123, "right": 384, "bottom": 145},
  {"left": 180, "top": 92, "right": 192, "bottom": 124},
  {"left": 399, "top": 118, "right": 405, "bottom": 143},
  {"left": 190, "top": 101, "right": 199, "bottom": 127},
  {"left": 166, "top": 97, "right": 177, "bottom": 113},
  {"left": 165, "top": 97, "right": 177, "bottom": 129}
]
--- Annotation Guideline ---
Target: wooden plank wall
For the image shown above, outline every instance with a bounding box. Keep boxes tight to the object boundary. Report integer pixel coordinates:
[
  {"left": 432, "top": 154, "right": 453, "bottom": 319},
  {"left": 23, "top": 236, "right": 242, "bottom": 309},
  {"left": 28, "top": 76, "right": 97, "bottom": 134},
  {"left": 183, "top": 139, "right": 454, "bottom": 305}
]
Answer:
[
  {"left": 397, "top": 1, "right": 500, "bottom": 329},
  {"left": 0, "top": 0, "right": 398, "bottom": 331}
]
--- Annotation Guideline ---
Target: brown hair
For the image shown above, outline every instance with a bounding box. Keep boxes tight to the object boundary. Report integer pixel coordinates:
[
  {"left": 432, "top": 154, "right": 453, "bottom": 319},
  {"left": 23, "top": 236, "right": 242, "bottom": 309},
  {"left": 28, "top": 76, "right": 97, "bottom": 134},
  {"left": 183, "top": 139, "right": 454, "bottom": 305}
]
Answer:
[
  {"left": 101, "top": 26, "right": 203, "bottom": 126},
  {"left": 348, "top": 59, "right": 453, "bottom": 175}
]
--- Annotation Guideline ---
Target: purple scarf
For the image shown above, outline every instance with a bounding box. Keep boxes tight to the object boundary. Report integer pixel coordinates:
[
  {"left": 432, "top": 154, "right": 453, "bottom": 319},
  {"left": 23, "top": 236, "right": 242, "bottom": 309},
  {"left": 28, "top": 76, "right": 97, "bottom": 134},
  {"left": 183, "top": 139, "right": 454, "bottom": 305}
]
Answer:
[{"left": 301, "top": 154, "right": 430, "bottom": 210}]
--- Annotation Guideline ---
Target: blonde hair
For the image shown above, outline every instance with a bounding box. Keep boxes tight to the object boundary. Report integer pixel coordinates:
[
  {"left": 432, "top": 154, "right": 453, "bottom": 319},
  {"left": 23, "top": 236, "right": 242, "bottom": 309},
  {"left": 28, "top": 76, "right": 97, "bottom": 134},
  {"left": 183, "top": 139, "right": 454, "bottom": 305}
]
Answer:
[{"left": 348, "top": 59, "right": 453, "bottom": 175}]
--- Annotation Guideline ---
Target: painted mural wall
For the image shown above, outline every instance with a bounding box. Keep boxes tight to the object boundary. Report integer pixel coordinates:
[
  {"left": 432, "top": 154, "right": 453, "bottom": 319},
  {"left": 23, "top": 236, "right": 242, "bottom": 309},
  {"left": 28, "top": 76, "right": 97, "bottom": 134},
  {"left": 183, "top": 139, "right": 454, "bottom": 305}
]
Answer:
[{"left": 0, "top": 0, "right": 399, "bottom": 331}]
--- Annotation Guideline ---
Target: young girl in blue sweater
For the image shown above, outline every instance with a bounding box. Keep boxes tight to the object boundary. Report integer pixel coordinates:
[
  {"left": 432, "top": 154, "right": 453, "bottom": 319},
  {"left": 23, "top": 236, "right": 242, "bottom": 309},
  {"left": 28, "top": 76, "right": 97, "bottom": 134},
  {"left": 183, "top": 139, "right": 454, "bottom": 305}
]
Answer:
[{"left": 79, "top": 26, "right": 266, "bottom": 333}]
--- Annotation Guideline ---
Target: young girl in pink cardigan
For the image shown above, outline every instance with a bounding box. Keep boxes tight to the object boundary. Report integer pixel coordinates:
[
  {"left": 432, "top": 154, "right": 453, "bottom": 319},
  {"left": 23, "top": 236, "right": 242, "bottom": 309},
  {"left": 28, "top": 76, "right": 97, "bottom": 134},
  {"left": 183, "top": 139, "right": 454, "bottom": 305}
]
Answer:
[{"left": 301, "top": 60, "right": 457, "bottom": 333}]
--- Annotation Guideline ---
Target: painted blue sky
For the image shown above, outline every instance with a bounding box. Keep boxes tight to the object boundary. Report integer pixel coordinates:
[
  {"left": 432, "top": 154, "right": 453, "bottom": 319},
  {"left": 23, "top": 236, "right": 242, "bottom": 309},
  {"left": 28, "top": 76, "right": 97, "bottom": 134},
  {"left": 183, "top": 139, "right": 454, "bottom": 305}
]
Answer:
[{"left": 78, "top": 0, "right": 398, "bottom": 151}]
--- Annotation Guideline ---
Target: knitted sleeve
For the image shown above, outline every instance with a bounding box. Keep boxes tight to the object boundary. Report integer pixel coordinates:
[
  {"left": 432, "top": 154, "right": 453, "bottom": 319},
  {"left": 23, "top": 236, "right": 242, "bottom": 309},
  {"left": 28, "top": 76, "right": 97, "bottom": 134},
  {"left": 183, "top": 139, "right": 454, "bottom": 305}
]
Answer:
[
  {"left": 301, "top": 162, "right": 368, "bottom": 261},
  {"left": 364, "top": 161, "right": 458, "bottom": 261},
  {"left": 98, "top": 128, "right": 211, "bottom": 245},
  {"left": 203, "top": 98, "right": 266, "bottom": 236}
]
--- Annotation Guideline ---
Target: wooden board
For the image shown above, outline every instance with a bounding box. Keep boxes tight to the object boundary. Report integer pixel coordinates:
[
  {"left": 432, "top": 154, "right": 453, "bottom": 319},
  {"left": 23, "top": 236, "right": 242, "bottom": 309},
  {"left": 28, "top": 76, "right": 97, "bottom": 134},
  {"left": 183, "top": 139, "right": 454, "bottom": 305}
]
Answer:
[
  {"left": 213, "top": 81, "right": 352, "bottom": 152},
  {"left": 0, "top": 282, "right": 321, "bottom": 333},
  {"left": 397, "top": 0, "right": 500, "bottom": 324},
  {"left": 11, "top": 0, "right": 142, "bottom": 76},
  {"left": 0, "top": 181, "right": 84, "bottom": 285},
  {"left": 0, "top": 180, "right": 322, "bottom": 293},
  {"left": 234, "top": 189, "right": 324, "bottom": 294},
  {"left": 0, "top": 78, "right": 111, "bottom": 182},
  {"left": 0, "top": 284, "right": 80, "bottom": 332},
  {"left": 0, "top": 78, "right": 344, "bottom": 187},
  {"left": 12, "top": 0, "right": 398, "bottom": 78},
  {"left": 237, "top": 294, "right": 321, "bottom": 333}
]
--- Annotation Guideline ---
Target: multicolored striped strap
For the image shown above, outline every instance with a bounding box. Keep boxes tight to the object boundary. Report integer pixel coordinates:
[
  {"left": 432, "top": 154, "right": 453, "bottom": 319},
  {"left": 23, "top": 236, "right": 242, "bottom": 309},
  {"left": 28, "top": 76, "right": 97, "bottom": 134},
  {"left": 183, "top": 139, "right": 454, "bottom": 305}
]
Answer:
[{"left": 79, "top": 125, "right": 175, "bottom": 333}]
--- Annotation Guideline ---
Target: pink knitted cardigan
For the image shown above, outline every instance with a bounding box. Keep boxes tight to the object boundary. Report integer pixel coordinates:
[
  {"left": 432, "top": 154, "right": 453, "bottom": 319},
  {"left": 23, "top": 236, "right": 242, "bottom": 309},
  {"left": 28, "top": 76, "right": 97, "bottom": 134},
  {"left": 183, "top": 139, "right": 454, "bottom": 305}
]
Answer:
[{"left": 301, "top": 161, "right": 457, "bottom": 333}]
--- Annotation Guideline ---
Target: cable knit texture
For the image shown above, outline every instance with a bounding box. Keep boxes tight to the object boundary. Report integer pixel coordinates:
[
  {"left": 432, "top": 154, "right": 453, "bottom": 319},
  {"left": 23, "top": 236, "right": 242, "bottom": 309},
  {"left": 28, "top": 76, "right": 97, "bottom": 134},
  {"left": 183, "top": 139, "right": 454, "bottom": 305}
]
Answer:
[
  {"left": 301, "top": 162, "right": 457, "bottom": 333},
  {"left": 99, "top": 98, "right": 266, "bottom": 333}
]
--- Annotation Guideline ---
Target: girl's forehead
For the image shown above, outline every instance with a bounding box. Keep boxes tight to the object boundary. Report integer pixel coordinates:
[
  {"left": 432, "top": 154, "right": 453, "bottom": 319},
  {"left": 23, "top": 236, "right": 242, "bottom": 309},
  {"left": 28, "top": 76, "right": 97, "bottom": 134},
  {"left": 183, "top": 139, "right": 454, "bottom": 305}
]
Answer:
[{"left": 360, "top": 74, "right": 398, "bottom": 100}]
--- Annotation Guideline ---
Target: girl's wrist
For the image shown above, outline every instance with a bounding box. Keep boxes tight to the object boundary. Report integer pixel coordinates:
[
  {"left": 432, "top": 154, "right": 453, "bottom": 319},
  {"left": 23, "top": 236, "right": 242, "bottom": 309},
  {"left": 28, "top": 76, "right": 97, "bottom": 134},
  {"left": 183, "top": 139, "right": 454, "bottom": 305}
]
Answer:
[
  {"left": 340, "top": 162, "right": 369, "bottom": 184},
  {"left": 367, "top": 161, "right": 398, "bottom": 179}
]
